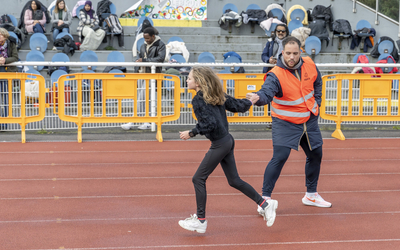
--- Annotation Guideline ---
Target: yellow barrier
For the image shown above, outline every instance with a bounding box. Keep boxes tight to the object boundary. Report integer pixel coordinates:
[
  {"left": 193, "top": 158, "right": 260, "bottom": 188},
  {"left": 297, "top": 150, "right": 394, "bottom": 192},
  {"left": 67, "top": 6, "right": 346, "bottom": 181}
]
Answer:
[
  {"left": 188, "top": 73, "right": 272, "bottom": 122},
  {"left": 321, "top": 74, "right": 400, "bottom": 140},
  {"left": 56, "top": 73, "right": 181, "bottom": 142},
  {"left": 0, "top": 73, "right": 46, "bottom": 143}
]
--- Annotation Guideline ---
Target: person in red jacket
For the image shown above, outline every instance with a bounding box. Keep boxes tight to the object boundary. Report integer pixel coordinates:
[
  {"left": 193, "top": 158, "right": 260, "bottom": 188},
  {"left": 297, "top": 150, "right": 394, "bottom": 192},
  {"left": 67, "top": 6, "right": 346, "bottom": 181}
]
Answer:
[{"left": 247, "top": 36, "right": 332, "bottom": 214}]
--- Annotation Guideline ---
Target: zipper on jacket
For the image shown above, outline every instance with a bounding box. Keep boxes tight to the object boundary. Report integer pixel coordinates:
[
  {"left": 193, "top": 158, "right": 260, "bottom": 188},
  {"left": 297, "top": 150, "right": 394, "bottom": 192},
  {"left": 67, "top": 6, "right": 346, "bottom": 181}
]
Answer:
[
  {"left": 304, "top": 123, "right": 312, "bottom": 151},
  {"left": 298, "top": 123, "right": 312, "bottom": 151}
]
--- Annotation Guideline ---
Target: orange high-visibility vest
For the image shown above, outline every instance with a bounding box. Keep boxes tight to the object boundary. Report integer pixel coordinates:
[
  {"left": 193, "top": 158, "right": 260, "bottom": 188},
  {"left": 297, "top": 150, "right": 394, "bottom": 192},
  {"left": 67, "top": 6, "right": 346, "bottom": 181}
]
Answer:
[{"left": 270, "top": 57, "right": 319, "bottom": 124}]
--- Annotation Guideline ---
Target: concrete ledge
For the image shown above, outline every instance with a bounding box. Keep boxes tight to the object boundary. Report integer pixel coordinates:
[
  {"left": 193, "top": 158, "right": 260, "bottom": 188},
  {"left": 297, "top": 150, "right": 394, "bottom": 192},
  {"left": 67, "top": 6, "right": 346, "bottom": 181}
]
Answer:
[{"left": 119, "top": 18, "right": 202, "bottom": 27}]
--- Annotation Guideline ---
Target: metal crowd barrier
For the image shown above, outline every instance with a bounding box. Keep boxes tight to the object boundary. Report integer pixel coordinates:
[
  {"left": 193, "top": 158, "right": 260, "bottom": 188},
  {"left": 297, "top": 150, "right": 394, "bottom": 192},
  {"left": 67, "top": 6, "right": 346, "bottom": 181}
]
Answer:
[
  {"left": 56, "top": 73, "right": 182, "bottom": 142},
  {"left": 320, "top": 74, "right": 400, "bottom": 140},
  {"left": 0, "top": 73, "right": 46, "bottom": 143}
]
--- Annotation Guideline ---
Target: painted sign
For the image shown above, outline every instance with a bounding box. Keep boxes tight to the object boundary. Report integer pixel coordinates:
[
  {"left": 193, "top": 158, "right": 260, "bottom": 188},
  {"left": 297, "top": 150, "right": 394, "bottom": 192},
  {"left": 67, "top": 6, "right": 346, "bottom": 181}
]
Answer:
[{"left": 122, "top": 0, "right": 207, "bottom": 20}]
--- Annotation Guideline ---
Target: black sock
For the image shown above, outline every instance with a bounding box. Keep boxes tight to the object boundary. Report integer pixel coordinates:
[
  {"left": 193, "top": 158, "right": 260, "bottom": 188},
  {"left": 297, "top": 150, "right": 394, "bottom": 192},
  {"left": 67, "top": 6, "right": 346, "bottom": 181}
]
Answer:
[{"left": 260, "top": 199, "right": 268, "bottom": 209}]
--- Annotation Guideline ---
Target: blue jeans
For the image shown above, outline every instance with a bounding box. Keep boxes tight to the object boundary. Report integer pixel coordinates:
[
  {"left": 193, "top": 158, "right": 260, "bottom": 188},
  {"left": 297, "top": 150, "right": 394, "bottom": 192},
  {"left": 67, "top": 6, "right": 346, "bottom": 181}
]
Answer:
[
  {"left": 53, "top": 27, "right": 70, "bottom": 42},
  {"left": 33, "top": 23, "right": 44, "bottom": 33},
  {"left": 0, "top": 76, "right": 8, "bottom": 130}
]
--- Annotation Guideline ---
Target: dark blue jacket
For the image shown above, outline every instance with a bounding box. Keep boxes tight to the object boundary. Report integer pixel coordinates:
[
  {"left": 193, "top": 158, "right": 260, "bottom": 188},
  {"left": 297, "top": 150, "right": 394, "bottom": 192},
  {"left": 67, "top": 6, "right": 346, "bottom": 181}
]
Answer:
[
  {"left": 261, "top": 39, "right": 275, "bottom": 73},
  {"left": 255, "top": 54, "right": 323, "bottom": 151}
]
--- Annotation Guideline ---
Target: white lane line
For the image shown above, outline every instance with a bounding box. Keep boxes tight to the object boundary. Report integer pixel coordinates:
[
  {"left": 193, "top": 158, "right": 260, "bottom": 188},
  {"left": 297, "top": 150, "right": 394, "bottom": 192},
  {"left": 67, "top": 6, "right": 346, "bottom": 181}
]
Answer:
[
  {"left": 2, "top": 211, "right": 400, "bottom": 224},
  {"left": 29, "top": 238, "right": 400, "bottom": 250},
  {"left": 1, "top": 172, "right": 400, "bottom": 182},
  {"left": 1, "top": 158, "right": 400, "bottom": 167},
  {"left": 0, "top": 147, "right": 399, "bottom": 154},
  {"left": 1, "top": 189, "right": 400, "bottom": 200}
]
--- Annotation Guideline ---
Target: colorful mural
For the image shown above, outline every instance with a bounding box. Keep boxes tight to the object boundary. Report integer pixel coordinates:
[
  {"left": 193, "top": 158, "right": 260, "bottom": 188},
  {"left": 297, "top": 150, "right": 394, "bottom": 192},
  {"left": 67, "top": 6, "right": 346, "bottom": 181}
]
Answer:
[{"left": 121, "top": 0, "right": 207, "bottom": 20}]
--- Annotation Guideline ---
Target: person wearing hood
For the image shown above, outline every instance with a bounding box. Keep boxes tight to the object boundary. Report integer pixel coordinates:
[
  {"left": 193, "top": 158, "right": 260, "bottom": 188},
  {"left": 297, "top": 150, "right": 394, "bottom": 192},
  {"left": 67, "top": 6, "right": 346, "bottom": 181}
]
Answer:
[
  {"left": 247, "top": 36, "right": 332, "bottom": 213},
  {"left": 77, "top": 1, "right": 105, "bottom": 51},
  {"left": 51, "top": 0, "right": 72, "bottom": 50},
  {"left": 121, "top": 27, "right": 166, "bottom": 131},
  {"left": 0, "top": 28, "right": 20, "bottom": 129},
  {"left": 261, "top": 24, "right": 289, "bottom": 73},
  {"left": 24, "top": 0, "right": 46, "bottom": 34}
]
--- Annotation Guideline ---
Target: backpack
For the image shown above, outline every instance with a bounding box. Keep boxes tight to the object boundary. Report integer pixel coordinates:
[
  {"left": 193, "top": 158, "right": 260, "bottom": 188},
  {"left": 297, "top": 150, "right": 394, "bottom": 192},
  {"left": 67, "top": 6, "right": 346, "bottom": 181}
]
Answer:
[
  {"left": 356, "top": 55, "right": 375, "bottom": 73},
  {"left": 374, "top": 55, "right": 398, "bottom": 74},
  {"left": 331, "top": 19, "right": 352, "bottom": 46},
  {"left": 370, "top": 36, "right": 399, "bottom": 62},
  {"left": 310, "top": 5, "right": 334, "bottom": 31},
  {"left": 0, "top": 14, "right": 12, "bottom": 25},
  {"left": 105, "top": 14, "right": 123, "bottom": 34}
]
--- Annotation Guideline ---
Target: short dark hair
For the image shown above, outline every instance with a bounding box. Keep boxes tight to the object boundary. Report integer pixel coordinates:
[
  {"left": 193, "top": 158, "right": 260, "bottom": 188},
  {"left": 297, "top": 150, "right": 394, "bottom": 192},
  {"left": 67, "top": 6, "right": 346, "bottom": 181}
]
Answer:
[
  {"left": 282, "top": 36, "right": 301, "bottom": 50},
  {"left": 143, "top": 27, "right": 156, "bottom": 37}
]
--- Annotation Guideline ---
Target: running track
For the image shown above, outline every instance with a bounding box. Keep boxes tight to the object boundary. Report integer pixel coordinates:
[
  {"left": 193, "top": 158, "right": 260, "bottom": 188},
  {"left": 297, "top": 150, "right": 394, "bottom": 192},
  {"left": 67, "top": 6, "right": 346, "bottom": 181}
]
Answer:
[{"left": 1, "top": 138, "right": 400, "bottom": 249}]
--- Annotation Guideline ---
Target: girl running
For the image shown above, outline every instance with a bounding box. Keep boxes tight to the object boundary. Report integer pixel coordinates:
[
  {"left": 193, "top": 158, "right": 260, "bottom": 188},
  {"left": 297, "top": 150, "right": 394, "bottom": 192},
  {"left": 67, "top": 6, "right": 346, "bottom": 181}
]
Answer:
[{"left": 178, "top": 66, "right": 278, "bottom": 233}]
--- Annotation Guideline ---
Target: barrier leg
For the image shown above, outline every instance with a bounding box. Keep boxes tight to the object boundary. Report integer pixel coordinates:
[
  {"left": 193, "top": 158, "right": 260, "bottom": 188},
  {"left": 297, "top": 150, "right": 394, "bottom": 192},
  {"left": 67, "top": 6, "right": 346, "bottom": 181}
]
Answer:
[
  {"left": 331, "top": 121, "right": 345, "bottom": 140},
  {"left": 78, "top": 124, "right": 82, "bottom": 143},
  {"left": 21, "top": 126, "right": 26, "bottom": 143},
  {"left": 156, "top": 123, "right": 163, "bottom": 142}
]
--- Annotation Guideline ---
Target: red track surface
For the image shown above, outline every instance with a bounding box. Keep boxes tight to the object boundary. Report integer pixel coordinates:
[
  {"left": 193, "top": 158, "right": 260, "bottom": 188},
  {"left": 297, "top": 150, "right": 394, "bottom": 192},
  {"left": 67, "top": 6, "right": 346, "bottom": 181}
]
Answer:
[{"left": 1, "top": 138, "right": 400, "bottom": 250}]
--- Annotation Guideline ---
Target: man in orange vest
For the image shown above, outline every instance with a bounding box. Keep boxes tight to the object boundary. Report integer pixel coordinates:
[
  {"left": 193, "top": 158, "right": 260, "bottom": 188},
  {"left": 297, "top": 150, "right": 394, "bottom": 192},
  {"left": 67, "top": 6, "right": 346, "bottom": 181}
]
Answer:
[{"left": 246, "top": 36, "right": 332, "bottom": 215}]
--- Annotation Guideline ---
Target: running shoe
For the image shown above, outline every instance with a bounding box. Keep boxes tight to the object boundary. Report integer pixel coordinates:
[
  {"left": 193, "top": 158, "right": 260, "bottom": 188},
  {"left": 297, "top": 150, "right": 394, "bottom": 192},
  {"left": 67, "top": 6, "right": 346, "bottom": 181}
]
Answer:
[
  {"left": 121, "top": 122, "right": 135, "bottom": 130},
  {"left": 178, "top": 214, "right": 207, "bottom": 233},
  {"left": 261, "top": 199, "right": 278, "bottom": 227},
  {"left": 302, "top": 193, "right": 332, "bottom": 208}
]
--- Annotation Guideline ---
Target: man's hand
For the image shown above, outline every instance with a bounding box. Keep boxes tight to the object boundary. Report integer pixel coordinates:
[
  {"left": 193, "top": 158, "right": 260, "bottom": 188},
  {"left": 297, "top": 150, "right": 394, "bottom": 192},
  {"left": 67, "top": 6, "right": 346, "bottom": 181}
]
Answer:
[
  {"left": 136, "top": 58, "right": 143, "bottom": 62},
  {"left": 269, "top": 56, "right": 277, "bottom": 64},
  {"left": 179, "top": 131, "right": 191, "bottom": 140},
  {"left": 246, "top": 93, "right": 260, "bottom": 104}
]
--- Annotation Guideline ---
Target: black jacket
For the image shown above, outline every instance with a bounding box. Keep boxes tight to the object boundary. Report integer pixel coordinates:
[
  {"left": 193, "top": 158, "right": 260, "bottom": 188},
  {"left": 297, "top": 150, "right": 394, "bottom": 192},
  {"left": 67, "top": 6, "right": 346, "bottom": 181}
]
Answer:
[
  {"left": 137, "top": 38, "right": 166, "bottom": 73},
  {"left": 4, "top": 39, "right": 19, "bottom": 72},
  {"left": 190, "top": 91, "right": 252, "bottom": 141},
  {"left": 53, "top": 35, "right": 78, "bottom": 56}
]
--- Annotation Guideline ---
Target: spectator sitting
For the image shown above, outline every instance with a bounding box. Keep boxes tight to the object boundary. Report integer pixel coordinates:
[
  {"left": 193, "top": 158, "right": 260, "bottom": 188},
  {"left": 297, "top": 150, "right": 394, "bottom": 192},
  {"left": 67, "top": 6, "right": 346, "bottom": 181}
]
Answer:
[
  {"left": 77, "top": 0, "right": 105, "bottom": 51},
  {"left": 262, "top": 24, "right": 289, "bottom": 73},
  {"left": 51, "top": 0, "right": 72, "bottom": 50},
  {"left": 0, "top": 28, "right": 19, "bottom": 72},
  {"left": 121, "top": 27, "right": 166, "bottom": 131},
  {"left": 24, "top": 0, "right": 46, "bottom": 34}
]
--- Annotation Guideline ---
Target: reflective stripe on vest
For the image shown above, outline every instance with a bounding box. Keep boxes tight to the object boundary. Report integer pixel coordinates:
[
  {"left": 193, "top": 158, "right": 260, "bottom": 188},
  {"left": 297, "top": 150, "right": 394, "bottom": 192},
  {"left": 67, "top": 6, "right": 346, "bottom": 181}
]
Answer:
[
  {"left": 273, "top": 90, "right": 314, "bottom": 106},
  {"left": 271, "top": 106, "right": 310, "bottom": 118}
]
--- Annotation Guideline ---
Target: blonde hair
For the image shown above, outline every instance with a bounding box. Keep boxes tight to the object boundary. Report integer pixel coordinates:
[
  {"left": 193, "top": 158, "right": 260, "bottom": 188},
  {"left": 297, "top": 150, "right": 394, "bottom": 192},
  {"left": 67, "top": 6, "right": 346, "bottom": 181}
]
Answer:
[
  {"left": 191, "top": 66, "right": 226, "bottom": 106},
  {"left": 54, "top": 0, "right": 67, "bottom": 13},
  {"left": 0, "top": 28, "right": 10, "bottom": 39}
]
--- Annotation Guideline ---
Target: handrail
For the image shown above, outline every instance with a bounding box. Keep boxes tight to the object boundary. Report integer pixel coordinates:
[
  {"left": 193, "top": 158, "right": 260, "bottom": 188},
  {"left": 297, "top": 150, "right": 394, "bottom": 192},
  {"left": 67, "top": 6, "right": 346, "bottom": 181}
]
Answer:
[{"left": 7, "top": 61, "right": 400, "bottom": 68}]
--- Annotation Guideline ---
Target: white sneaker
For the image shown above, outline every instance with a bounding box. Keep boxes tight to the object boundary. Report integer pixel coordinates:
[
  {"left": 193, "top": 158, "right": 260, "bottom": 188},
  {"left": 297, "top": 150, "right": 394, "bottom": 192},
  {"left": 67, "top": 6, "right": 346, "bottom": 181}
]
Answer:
[
  {"left": 302, "top": 193, "right": 332, "bottom": 208},
  {"left": 261, "top": 199, "right": 278, "bottom": 227},
  {"left": 138, "top": 123, "right": 151, "bottom": 130},
  {"left": 178, "top": 214, "right": 207, "bottom": 233},
  {"left": 52, "top": 46, "right": 57, "bottom": 51},
  {"left": 121, "top": 122, "right": 135, "bottom": 130},
  {"left": 257, "top": 196, "right": 271, "bottom": 216}
]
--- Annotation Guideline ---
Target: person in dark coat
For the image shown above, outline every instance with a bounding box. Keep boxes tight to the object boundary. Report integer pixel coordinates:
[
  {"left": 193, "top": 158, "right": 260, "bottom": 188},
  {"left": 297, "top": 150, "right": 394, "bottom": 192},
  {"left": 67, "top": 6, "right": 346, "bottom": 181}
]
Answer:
[
  {"left": 135, "top": 27, "right": 166, "bottom": 73},
  {"left": 121, "top": 27, "right": 166, "bottom": 131},
  {"left": 261, "top": 24, "right": 289, "bottom": 73},
  {"left": 247, "top": 36, "right": 332, "bottom": 212},
  {"left": 0, "top": 28, "right": 20, "bottom": 129}
]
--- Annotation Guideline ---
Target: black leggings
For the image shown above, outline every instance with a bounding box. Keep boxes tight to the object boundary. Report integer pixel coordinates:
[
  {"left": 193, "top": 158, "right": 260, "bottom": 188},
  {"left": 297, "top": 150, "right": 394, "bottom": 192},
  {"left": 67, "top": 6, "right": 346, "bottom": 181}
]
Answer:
[
  {"left": 192, "top": 134, "right": 265, "bottom": 219},
  {"left": 262, "top": 134, "right": 323, "bottom": 197}
]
